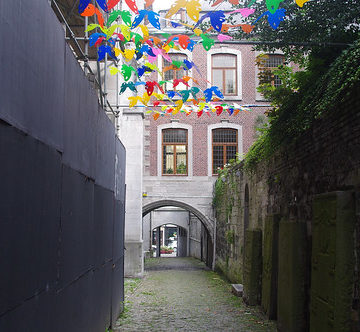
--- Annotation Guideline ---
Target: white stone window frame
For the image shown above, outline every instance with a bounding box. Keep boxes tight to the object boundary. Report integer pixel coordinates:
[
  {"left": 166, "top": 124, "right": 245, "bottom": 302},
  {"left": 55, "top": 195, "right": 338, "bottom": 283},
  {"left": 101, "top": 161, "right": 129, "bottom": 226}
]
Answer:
[
  {"left": 207, "top": 48, "right": 242, "bottom": 101},
  {"left": 207, "top": 123, "right": 243, "bottom": 177},
  {"left": 157, "top": 49, "right": 193, "bottom": 93},
  {"left": 157, "top": 123, "right": 193, "bottom": 178},
  {"left": 255, "top": 50, "right": 285, "bottom": 101}
]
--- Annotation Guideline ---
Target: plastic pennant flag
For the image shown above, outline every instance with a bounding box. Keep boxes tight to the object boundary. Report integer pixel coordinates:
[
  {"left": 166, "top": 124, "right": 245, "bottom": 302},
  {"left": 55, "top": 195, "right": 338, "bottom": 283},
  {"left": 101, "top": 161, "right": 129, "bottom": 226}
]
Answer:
[
  {"left": 265, "top": 0, "right": 285, "bottom": 14},
  {"left": 241, "top": 24, "right": 255, "bottom": 34},
  {"left": 254, "top": 8, "right": 286, "bottom": 30},
  {"left": 107, "top": 0, "right": 121, "bottom": 11},
  {"left": 166, "top": 0, "right": 201, "bottom": 22},
  {"left": 229, "top": 8, "right": 255, "bottom": 17},
  {"left": 195, "top": 11, "right": 225, "bottom": 32},
  {"left": 215, "top": 106, "right": 223, "bottom": 116},
  {"left": 121, "top": 64, "right": 136, "bottom": 81},
  {"left": 79, "top": 0, "right": 108, "bottom": 13},
  {"left": 295, "top": 0, "right": 310, "bottom": 6},
  {"left": 212, "top": 0, "right": 239, "bottom": 6},
  {"left": 124, "top": 0, "right": 139, "bottom": 14},
  {"left": 89, "top": 33, "right": 106, "bottom": 47},
  {"left": 173, "top": 79, "right": 190, "bottom": 89},
  {"left": 204, "top": 86, "right": 224, "bottom": 102},
  {"left": 164, "top": 35, "right": 191, "bottom": 50},
  {"left": 119, "top": 82, "right": 137, "bottom": 94},
  {"left": 217, "top": 34, "right": 232, "bottom": 42},
  {"left": 97, "top": 45, "right": 116, "bottom": 61},
  {"left": 153, "top": 113, "right": 160, "bottom": 120},
  {"left": 132, "top": 10, "right": 161, "bottom": 30},
  {"left": 128, "top": 96, "right": 142, "bottom": 108},
  {"left": 120, "top": 25, "right": 131, "bottom": 41},
  {"left": 80, "top": 4, "right": 105, "bottom": 27},
  {"left": 200, "top": 34, "right": 215, "bottom": 51},
  {"left": 109, "top": 66, "right": 121, "bottom": 75}
]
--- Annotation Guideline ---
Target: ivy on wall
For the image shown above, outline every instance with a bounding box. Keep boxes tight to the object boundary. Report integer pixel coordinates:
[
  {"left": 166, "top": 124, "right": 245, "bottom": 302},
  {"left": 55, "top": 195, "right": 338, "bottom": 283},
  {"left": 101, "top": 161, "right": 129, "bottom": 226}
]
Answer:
[{"left": 244, "top": 39, "right": 360, "bottom": 172}]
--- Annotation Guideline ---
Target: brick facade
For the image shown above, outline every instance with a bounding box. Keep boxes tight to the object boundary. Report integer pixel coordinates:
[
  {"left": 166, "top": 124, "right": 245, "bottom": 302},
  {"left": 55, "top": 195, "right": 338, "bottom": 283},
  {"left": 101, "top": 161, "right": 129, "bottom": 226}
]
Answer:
[{"left": 144, "top": 42, "right": 272, "bottom": 178}]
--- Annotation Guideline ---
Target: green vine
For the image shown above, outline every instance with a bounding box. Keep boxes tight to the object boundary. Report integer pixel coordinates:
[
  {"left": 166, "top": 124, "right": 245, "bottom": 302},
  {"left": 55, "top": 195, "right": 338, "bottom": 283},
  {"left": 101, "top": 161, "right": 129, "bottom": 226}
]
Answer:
[
  {"left": 225, "top": 230, "right": 235, "bottom": 245},
  {"left": 244, "top": 39, "right": 360, "bottom": 172}
]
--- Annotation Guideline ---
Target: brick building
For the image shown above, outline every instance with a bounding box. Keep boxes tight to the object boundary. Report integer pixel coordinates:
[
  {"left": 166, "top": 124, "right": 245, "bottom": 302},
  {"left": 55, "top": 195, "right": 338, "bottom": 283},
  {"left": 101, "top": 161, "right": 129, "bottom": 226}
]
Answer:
[{"left": 140, "top": 3, "right": 279, "bottom": 275}]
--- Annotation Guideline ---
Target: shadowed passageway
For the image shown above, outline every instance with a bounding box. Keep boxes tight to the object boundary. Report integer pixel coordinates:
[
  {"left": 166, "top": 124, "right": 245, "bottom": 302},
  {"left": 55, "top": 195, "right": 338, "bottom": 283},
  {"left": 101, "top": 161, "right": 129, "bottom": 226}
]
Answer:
[{"left": 114, "top": 258, "right": 276, "bottom": 332}]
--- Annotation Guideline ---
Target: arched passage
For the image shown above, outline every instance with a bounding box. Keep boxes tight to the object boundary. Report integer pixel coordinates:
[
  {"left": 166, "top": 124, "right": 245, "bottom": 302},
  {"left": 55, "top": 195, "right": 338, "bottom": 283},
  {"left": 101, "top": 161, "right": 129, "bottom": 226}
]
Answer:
[
  {"left": 143, "top": 200, "right": 214, "bottom": 241},
  {"left": 143, "top": 200, "right": 214, "bottom": 267}
]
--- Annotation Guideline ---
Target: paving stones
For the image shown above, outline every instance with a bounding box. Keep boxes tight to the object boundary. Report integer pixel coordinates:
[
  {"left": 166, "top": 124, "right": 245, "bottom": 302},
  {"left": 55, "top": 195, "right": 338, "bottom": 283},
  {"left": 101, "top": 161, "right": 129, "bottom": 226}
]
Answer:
[{"left": 114, "top": 257, "right": 276, "bottom": 332}]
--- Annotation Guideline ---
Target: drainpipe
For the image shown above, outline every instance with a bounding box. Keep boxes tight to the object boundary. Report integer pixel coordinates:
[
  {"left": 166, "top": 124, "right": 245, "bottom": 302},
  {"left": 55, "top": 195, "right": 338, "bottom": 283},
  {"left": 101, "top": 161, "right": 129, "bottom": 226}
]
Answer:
[
  {"left": 156, "top": 227, "right": 161, "bottom": 257},
  {"left": 187, "top": 212, "right": 190, "bottom": 257},
  {"left": 84, "top": 16, "right": 89, "bottom": 75}
]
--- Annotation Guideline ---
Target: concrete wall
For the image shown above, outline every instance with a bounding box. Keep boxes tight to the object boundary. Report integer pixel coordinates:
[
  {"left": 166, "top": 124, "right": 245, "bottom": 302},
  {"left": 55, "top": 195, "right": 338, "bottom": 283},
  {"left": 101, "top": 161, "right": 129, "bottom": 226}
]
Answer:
[
  {"left": 0, "top": 1, "right": 125, "bottom": 330},
  {"left": 118, "top": 110, "right": 144, "bottom": 277}
]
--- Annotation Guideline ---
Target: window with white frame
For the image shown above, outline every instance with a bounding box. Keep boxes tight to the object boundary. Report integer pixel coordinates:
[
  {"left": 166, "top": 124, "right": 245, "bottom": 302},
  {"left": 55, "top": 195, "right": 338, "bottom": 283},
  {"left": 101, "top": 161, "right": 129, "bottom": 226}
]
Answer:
[
  {"left": 212, "top": 54, "right": 237, "bottom": 95},
  {"left": 262, "top": 54, "right": 285, "bottom": 87},
  {"left": 162, "top": 128, "right": 188, "bottom": 175},
  {"left": 162, "top": 53, "right": 188, "bottom": 91},
  {"left": 212, "top": 128, "right": 238, "bottom": 174},
  {"left": 207, "top": 123, "right": 242, "bottom": 176},
  {"left": 207, "top": 49, "right": 242, "bottom": 100}
]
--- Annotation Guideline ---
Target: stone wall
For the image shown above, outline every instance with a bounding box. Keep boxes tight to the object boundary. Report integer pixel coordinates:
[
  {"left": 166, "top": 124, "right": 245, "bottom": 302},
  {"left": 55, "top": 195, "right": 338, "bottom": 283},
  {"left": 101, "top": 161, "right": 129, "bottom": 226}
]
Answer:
[{"left": 214, "top": 84, "right": 360, "bottom": 331}]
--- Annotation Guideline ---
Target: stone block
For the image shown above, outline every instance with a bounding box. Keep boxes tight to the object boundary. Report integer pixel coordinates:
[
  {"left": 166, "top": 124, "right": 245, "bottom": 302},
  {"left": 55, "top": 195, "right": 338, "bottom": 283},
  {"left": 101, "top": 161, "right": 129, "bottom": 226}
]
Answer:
[
  {"left": 243, "top": 229, "right": 262, "bottom": 306},
  {"left": 124, "top": 241, "right": 144, "bottom": 278},
  {"left": 262, "top": 214, "right": 280, "bottom": 319},
  {"left": 310, "top": 191, "right": 355, "bottom": 332},
  {"left": 232, "top": 284, "right": 243, "bottom": 297},
  {"left": 277, "top": 220, "right": 307, "bottom": 332}
]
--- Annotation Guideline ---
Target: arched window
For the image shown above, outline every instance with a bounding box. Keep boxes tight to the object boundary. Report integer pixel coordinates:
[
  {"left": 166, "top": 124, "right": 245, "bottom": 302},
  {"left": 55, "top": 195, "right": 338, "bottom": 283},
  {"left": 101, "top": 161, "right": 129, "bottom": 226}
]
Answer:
[
  {"left": 212, "top": 128, "right": 237, "bottom": 174},
  {"left": 162, "top": 128, "right": 188, "bottom": 175},
  {"left": 212, "top": 54, "right": 237, "bottom": 95}
]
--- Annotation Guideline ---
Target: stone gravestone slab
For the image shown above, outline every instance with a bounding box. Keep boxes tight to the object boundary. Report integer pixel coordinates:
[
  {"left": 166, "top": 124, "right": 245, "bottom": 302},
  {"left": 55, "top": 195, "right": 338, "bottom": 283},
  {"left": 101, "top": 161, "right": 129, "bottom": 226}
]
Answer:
[
  {"left": 277, "top": 220, "right": 307, "bottom": 332},
  {"left": 262, "top": 214, "right": 280, "bottom": 319},
  {"left": 310, "top": 191, "right": 355, "bottom": 332},
  {"left": 243, "top": 229, "right": 262, "bottom": 306}
]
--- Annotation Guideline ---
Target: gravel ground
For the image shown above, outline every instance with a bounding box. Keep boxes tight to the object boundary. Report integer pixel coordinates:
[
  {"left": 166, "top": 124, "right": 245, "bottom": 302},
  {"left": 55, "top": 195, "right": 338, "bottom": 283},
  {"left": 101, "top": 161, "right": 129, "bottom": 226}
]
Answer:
[{"left": 114, "top": 257, "right": 277, "bottom": 332}]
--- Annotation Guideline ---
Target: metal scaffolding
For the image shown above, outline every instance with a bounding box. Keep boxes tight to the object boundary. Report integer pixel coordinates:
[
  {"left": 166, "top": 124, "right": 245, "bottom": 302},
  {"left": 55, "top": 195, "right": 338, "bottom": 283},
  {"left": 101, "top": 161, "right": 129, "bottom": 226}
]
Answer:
[{"left": 50, "top": 0, "right": 119, "bottom": 119}]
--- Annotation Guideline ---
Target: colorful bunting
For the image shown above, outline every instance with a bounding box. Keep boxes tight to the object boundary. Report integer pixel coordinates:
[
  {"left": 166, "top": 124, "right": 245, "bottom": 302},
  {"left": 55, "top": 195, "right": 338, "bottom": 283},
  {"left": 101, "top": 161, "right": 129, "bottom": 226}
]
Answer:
[{"left": 78, "top": 0, "right": 313, "bottom": 118}]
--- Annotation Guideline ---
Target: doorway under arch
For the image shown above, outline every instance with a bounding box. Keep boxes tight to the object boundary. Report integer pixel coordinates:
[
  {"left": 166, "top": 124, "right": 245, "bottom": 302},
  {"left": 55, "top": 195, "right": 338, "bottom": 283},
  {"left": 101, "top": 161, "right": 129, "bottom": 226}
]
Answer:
[{"left": 143, "top": 201, "right": 214, "bottom": 268}]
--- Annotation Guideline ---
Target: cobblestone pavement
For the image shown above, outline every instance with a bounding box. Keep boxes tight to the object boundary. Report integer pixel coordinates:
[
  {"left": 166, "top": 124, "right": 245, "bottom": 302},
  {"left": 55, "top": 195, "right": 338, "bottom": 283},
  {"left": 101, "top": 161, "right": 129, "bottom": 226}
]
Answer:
[{"left": 114, "top": 257, "right": 276, "bottom": 332}]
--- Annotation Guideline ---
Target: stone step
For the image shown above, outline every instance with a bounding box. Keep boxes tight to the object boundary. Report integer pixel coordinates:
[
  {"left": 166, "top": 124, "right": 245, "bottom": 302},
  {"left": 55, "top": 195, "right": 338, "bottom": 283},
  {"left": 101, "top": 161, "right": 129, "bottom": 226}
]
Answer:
[{"left": 231, "top": 284, "right": 243, "bottom": 297}]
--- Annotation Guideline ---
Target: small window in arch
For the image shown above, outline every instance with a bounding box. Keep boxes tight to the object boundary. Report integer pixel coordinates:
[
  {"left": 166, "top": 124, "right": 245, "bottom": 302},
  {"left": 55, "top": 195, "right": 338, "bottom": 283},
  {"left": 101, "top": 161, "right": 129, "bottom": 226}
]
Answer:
[{"left": 212, "top": 128, "right": 237, "bottom": 174}]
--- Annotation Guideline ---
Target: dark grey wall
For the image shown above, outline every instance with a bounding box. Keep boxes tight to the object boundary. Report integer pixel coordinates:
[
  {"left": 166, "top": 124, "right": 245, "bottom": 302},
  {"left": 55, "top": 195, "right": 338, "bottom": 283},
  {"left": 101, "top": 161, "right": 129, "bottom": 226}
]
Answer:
[{"left": 0, "top": 1, "right": 126, "bottom": 331}]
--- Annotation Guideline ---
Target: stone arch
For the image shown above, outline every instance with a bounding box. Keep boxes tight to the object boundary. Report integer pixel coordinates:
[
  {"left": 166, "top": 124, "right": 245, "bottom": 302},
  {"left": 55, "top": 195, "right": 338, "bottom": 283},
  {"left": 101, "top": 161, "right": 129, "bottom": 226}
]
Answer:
[{"left": 143, "top": 199, "right": 214, "bottom": 241}]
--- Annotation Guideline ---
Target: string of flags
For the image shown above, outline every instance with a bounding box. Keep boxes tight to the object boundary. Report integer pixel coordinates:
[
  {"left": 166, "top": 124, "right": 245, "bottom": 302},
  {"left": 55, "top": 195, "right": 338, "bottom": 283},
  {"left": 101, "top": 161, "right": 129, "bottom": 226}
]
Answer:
[{"left": 79, "top": 0, "right": 310, "bottom": 119}]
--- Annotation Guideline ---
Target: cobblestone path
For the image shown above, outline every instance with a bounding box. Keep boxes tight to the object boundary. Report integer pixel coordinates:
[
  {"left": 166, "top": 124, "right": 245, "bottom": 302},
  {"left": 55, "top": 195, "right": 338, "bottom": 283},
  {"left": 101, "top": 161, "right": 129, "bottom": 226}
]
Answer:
[{"left": 114, "top": 257, "right": 276, "bottom": 332}]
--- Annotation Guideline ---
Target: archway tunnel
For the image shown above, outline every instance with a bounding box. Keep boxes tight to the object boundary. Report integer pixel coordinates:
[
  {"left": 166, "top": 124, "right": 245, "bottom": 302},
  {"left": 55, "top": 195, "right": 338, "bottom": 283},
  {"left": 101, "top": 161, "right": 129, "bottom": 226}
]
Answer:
[{"left": 142, "top": 201, "right": 214, "bottom": 268}]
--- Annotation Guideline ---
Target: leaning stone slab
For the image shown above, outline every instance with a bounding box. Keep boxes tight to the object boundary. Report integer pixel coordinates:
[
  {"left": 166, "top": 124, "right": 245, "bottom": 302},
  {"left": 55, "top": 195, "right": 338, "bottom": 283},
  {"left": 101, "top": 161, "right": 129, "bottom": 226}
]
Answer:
[
  {"left": 310, "top": 191, "right": 355, "bottom": 332},
  {"left": 243, "top": 229, "right": 262, "bottom": 306},
  {"left": 262, "top": 214, "right": 280, "bottom": 320},
  {"left": 277, "top": 220, "right": 307, "bottom": 332}
]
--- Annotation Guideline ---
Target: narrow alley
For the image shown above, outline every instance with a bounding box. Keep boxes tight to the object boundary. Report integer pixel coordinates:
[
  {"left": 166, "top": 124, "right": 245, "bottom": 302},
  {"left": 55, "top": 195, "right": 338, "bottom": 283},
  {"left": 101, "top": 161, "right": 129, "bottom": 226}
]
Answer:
[{"left": 114, "top": 258, "right": 276, "bottom": 332}]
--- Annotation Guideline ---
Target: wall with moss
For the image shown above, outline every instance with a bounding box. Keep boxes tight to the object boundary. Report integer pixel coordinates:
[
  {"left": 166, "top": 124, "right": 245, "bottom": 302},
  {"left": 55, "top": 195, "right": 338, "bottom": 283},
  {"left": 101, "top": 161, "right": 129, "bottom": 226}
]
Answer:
[{"left": 214, "top": 44, "right": 360, "bottom": 331}]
